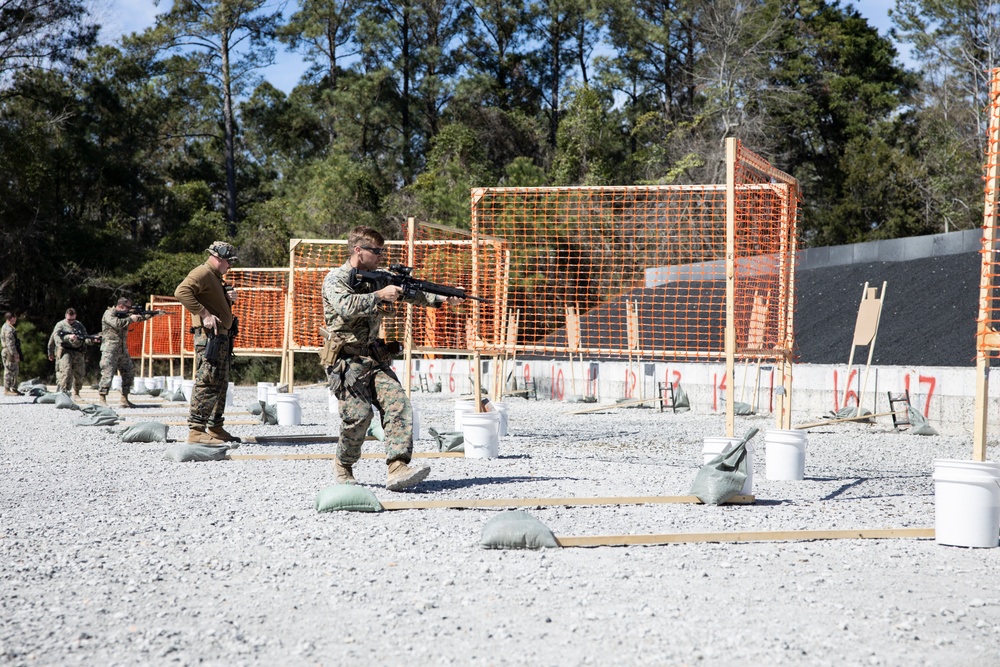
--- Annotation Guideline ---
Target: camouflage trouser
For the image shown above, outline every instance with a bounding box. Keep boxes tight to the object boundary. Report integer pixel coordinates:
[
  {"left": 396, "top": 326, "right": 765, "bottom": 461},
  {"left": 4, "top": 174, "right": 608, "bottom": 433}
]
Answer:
[
  {"left": 328, "top": 357, "right": 412, "bottom": 466},
  {"left": 188, "top": 330, "right": 231, "bottom": 428},
  {"left": 98, "top": 347, "right": 134, "bottom": 395},
  {"left": 2, "top": 349, "right": 17, "bottom": 390},
  {"left": 57, "top": 350, "right": 86, "bottom": 394}
]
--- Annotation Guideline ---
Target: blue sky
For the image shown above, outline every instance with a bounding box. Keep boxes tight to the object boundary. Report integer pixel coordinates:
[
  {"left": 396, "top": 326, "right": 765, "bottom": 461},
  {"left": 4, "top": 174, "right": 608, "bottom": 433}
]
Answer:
[{"left": 94, "top": 0, "right": 906, "bottom": 95}]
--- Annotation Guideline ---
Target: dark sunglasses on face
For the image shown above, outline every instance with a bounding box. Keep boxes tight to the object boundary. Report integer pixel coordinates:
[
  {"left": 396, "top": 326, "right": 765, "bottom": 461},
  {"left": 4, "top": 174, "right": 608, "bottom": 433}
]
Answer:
[{"left": 361, "top": 246, "right": 385, "bottom": 256}]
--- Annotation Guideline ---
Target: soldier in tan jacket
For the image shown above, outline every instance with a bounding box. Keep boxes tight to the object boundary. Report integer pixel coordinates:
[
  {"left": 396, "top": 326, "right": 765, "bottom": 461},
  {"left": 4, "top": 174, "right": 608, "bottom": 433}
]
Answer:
[{"left": 174, "top": 242, "right": 240, "bottom": 445}]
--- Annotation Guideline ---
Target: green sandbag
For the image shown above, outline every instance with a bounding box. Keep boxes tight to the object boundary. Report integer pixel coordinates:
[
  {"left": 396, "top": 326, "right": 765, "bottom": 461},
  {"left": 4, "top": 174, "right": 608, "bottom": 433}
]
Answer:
[
  {"left": 163, "top": 443, "right": 230, "bottom": 462},
  {"left": 367, "top": 418, "right": 385, "bottom": 441},
  {"left": 673, "top": 384, "right": 691, "bottom": 412},
  {"left": 75, "top": 413, "right": 119, "bottom": 426},
  {"left": 689, "top": 427, "right": 758, "bottom": 505},
  {"left": 480, "top": 510, "right": 559, "bottom": 550},
  {"left": 54, "top": 393, "right": 80, "bottom": 410},
  {"left": 18, "top": 378, "right": 44, "bottom": 392},
  {"left": 168, "top": 388, "right": 186, "bottom": 402},
  {"left": 246, "top": 402, "right": 263, "bottom": 415},
  {"left": 259, "top": 401, "right": 278, "bottom": 425},
  {"left": 428, "top": 427, "right": 464, "bottom": 452},
  {"left": 120, "top": 422, "right": 169, "bottom": 443},
  {"left": 34, "top": 392, "right": 58, "bottom": 404},
  {"left": 908, "top": 406, "right": 939, "bottom": 436},
  {"left": 146, "top": 387, "right": 162, "bottom": 397},
  {"left": 733, "top": 401, "right": 754, "bottom": 415},
  {"left": 315, "top": 485, "right": 383, "bottom": 513},
  {"left": 80, "top": 404, "right": 117, "bottom": 417}
]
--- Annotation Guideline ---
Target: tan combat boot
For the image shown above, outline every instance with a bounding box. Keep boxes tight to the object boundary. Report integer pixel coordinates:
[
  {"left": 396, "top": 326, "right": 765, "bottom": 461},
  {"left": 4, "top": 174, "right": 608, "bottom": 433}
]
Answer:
[
  {"left": 3, "top": 389, "right": 18, "bottom": 396},
  {"left": 187, "top": 426, "right": 225, "bottom": 445},
  {"left": 98, "top": 394, "right": 108, "bottom": 407},
  {"left": 334, "top": 459, "right": 357, "bottom": 485},
  {"left": 386, "top": 461, "right": 430, "bottom": 491},
  {"left": 119, "top": 395, "right": 136, "bottom": 409},
  {"left": 207, "top": 425, "right": 242, "bottom": 444}
]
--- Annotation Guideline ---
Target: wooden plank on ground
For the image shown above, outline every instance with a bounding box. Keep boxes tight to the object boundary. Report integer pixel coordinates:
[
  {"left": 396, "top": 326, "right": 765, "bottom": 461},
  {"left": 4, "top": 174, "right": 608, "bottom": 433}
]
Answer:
[
  {"left": 120, "top": 419, "right": 261, "bottom": 426},
  {"left": 228, "top": 451, "right": 464, "bottom": 461},
  {"left": 555, "top": 527, "right": 934, "bottom": 547},
  {"left": 380, "top": 494, "right": 755, "bottom": 511},
  {"left": 568, "top": 397, "right": 660, "bottom": 415},
  {"left": 793, "top": 410, "right": 898, "bottom": 430}
]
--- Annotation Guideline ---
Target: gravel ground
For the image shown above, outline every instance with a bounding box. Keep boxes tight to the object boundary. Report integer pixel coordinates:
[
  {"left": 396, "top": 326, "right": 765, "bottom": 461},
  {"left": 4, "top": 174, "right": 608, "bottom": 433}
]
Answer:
[{"left": 3, "top": 385, "right": 1000, "bottom": 666}]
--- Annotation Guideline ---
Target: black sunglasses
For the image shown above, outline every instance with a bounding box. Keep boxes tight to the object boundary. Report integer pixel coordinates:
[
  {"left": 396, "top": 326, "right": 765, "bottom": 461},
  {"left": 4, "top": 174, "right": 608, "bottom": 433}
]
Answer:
[{"left": 360, "top": 245, "right": 385, "bottom": 256}]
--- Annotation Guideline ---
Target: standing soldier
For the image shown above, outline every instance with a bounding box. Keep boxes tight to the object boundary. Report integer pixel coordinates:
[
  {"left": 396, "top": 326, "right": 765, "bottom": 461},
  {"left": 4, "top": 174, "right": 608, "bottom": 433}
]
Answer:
[
  {"left": 2, "top": 312, "right": 23, "bottom": 396},
  {"left": 97, "top": 298, "right": 154, "bottom": 408},
  {"left": 47, "top": 308, "right": 99, "bottom": 398},
  {"left": 323, "top": 226, "right": 464, "bottom": 491},
  {"left": 174, "top": 241, "right": 240, "bottom": 445}
]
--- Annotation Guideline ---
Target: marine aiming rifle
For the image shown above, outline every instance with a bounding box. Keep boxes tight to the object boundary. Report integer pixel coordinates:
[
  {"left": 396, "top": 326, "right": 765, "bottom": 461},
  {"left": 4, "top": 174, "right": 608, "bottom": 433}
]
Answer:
[
  {"left": 356, "top": 264, "right": 485, "bottom": 302},
  {"left": 113, "top": 305, "right": 167, "bottom": 318}
]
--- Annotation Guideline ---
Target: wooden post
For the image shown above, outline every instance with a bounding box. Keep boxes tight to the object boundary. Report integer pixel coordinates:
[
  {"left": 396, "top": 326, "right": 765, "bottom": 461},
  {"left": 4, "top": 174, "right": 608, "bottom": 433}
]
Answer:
[
  {"left": 404, "top": 217, "right": 415, "bottom": 397},
  {"left": 725, "top": 137, "right": 737, "bottom": 437},
  {"left": 974, "top": 70, "right": 1000, "bottom": 461},
  {"left": 857, "top": 282, "right": 887, "bottom": 413}
]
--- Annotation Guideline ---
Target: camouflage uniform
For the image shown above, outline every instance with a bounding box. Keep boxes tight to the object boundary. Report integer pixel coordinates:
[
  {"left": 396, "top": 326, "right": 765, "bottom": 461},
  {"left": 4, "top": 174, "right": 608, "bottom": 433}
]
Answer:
[
  {"left": 175, "top": 260, "right": 235, "bottom": 429},
  {"left": 98, "top": 307, "right": 147, "bottom": 397},
  {"left": 47, "top": 319, "right": 94, "bottom": 394},
  {"left": 1, "top": 321, "right": 19, "bottom": 391},
  {"left": 323, "top": 261, "right": 442, "bottom": 466}
]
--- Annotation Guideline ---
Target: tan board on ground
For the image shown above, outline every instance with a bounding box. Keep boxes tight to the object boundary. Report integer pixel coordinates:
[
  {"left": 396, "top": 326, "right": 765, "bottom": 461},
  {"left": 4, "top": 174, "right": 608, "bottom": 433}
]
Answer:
[
  {"left": 227, "top": 451, "right": 464, "bottom": 461},
  {"left": 793, "top": 410, "right": 899, "bottom": 430},
  {"left": 119, "top": 419, "right": 262, "bottom": 426},
  {"left": 379, "top": 494, "right": 754, "bottom": 511},
  {"left": 554, "top": 527, "right": 934, "bottom": 547},
  {"left": 569, "top": 396, "right": 662, "bottom": 414}
]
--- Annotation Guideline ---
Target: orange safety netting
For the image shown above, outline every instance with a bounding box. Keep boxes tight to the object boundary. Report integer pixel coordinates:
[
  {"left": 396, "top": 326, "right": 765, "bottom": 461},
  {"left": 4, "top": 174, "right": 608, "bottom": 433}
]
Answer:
[
  {"left": 468, "top": 140, "right": 799, "bottom": 363},
  {"left": 977, "top": 67, "right": 1000, "bottom": 357}
]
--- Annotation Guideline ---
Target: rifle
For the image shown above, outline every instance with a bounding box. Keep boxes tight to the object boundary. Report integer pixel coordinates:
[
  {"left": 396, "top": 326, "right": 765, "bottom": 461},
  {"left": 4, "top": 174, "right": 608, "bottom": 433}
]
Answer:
[
  {"left": 356, "top": 264, "right": 485, "bottom": 303},
  {"left": 114, "top": 306, "right": 167, "bottom": 318},
  {"left": 57, "top": 330, "right": 101, "bottom": 345}
]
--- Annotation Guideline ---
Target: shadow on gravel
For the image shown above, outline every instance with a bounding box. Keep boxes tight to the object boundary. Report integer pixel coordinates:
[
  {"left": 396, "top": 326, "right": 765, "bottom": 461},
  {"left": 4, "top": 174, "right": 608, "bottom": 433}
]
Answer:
[
  {"left": 406, "top": 475, "right": 569, "bottom": 492},
  {"left": 813, "top": 476, "right": 932, "bottom": 500}
]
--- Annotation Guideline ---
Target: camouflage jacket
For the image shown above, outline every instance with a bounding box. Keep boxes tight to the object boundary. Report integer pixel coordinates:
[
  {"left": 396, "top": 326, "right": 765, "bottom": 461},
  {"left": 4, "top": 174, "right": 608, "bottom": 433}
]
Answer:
[
  {"left": 1, "top": 322, "right": 17, "bottom": 355},
  {"left": 322, "top": 261, "right": 441, "bottom": 345},
  {"left": 48, "top": 319, "right": 91, "bottom": 355},
  {"left": 100, "top": 307, "right": 142, "bottom": 354}
]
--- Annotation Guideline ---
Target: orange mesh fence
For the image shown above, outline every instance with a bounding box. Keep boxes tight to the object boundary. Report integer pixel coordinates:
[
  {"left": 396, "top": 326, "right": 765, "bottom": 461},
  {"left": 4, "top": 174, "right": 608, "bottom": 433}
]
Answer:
[
  {"left": 469, "top": 143, "right": 799, "bottom": 362},
  {"left": 977, "top": 68, "right": 1000, "bottom": 358},
  {"left": 143, "top": 296, "right": 186, "bottom": 360},
  {"left": 226, "top": 268, "right": 288, "bottom": 354},
  {"left": 289, "top": 237, "right": 504, "bottom": 352}
]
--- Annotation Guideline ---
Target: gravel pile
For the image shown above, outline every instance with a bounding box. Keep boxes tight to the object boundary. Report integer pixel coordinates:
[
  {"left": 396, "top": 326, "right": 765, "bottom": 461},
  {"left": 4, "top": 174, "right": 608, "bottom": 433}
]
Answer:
[{"left": 3, "top": 386, "right": 1000, "bottom": 666}]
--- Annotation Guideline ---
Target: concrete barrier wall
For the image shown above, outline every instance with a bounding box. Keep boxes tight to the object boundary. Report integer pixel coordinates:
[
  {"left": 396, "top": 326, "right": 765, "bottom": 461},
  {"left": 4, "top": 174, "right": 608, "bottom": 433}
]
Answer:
[{"left": 396, "top": 357, "right": 990, "bottom": 437}]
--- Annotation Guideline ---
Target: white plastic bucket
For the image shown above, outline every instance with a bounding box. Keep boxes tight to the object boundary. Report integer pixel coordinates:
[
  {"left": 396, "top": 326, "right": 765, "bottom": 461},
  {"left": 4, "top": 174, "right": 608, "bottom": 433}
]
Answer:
[
  {"left": 454, "top": 399, "right": 478, "bottom": 431},
  {"left": 933, "top": 459, "right": 1000, "bottom": 548},
  {"left": 702, "top": 436, "right": 754, "bottom": 495},
  {"left": 132, "top": 377, "right": 145, "bottom": 393},
  {"left": 328, "top": 392, "right": 338, "bottom": 414},
  {"left": 153, "top": 376, "right": 165, "bottom": 390},
  {"left": 491, "top": 402, "right": 510, "bottom": 437},
  {"left": 765, "top": 429, "right": 806, "bottom": 481},
  {"left": 412, "top": 405, "right": 421, "bottom": 441},
  {"left": 266, "top": 387, "right": 279, "bottom": 406},
  {"left": 225, "top": 381, "right": 234, "bottom": 407},
  {"left": 463, "top": 411, "right": 500, "bottom": 459},
  {"left": 257, "top": 382, "right": 275, "bottom": 403},
  {"left": 275, "top": 393, "right": 302, "bottom": 426},
  {"left": 181, "top": 380, "right": 195, "bottom": 403},
  {"left": 112, "top": 375, "right": 122, "bottom": 391}
]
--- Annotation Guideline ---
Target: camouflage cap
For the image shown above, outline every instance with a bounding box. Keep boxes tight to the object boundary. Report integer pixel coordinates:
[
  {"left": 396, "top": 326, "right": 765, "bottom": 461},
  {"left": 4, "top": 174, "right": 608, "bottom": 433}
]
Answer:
[{"left": 207, "top": 241, "right": 239, "bottom": 262}]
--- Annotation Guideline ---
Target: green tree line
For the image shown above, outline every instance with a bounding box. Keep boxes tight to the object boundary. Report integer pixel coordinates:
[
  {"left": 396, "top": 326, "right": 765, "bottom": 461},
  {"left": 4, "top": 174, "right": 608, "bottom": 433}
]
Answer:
[{"left": 0, "top": 0, "right": 997, "bottom": 380}]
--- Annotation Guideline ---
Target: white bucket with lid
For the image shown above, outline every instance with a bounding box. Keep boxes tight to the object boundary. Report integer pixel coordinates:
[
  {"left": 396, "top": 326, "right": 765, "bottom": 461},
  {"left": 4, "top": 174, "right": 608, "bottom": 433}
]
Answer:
[
  {"left": 181, "top": 379, "right": 195, "bottom": 403},
  {"left": 153, "top": 376, "right": 165, "bottom": 390},
  {"left": 454, "top": 399, "right": 478, "bottom": 431},
  {"left": 275, "top": 393, "right": 302, "bottom": 426},
  {"left": 328, "top": 392, "right": 338, "bottom": 414},
  {"left": 132, "top": 377, "right": 145, "bottom": 393},
  {"left": 702, "top": 436, "right": 754, "bottom": 495},
  {"left": 266, "top": 387, "right": 279, "bottom": 406},
  {"left": 490, "top": 402, "right": 510, "bottom": 437},
  {"left": 463, "top": 411, "right": 500, "bottom": 459},
  {"left": 933, "top": 459, "right": 1000, "bottom": 548},
  {"left": 257, "top": 382, "right": 275, "bottom": 403},
  {"left": 112, "top": 375, "right": 122, "bottom": 391},
  {"left": 225, "top": 381, "right": 234, "bottom": 407},
  {"left": 765, "top": 429, "right": 806, "bottom": 480},
  {"left": 412, "top": 405, "right": 421, "bottom": 441}
]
